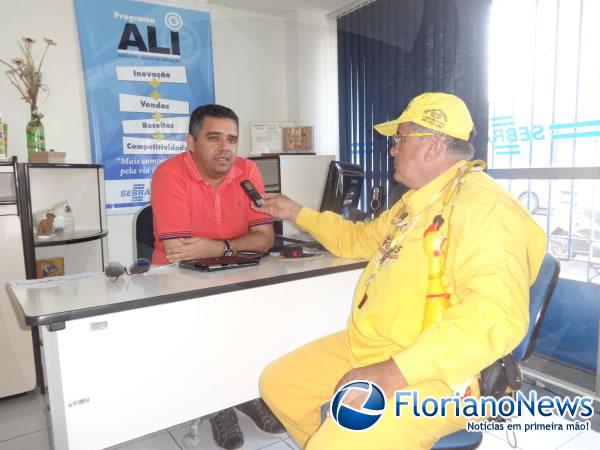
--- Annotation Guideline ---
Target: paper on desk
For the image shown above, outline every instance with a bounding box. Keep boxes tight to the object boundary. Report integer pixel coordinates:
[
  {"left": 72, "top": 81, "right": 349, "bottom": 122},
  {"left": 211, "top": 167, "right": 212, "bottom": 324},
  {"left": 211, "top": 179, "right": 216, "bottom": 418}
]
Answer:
[
  {"left": 8, "top": 272, "right": 104, "bottom": 289},
  {"left": 8, "top": 264, "right": 178, "bottom": 290}
]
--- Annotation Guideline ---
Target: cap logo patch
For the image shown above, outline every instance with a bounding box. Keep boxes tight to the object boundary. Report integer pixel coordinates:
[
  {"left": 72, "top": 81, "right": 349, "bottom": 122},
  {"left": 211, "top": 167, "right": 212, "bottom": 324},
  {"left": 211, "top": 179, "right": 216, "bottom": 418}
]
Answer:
[{"left": 421, "top": 108, "right": 447, "bottom": 129}]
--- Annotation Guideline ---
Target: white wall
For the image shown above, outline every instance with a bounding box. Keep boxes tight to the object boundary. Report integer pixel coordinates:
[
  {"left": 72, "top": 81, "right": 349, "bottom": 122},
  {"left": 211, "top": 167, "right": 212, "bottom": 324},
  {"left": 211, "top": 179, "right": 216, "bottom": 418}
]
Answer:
[
  {"left": 210, "top": 5, "right": 289, "bottom": 156},
  {"left": 285, "top": 12, "right": 339, "bottom": 157},
  {"left": 0, "top": 0, "right": 337, "bottom": 266}
]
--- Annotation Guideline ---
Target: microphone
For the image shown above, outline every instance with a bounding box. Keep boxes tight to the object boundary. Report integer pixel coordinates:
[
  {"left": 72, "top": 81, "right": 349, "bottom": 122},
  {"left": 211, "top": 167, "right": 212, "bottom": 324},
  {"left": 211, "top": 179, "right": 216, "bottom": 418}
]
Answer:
[{"left": 240, "top": 179, "right": 264, "bottom": 207}]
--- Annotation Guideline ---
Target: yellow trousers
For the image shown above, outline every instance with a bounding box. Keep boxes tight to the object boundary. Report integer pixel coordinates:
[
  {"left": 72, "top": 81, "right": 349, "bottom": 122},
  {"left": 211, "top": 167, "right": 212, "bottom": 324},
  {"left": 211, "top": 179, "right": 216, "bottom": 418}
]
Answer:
[{"left": 260, "top": 331, "right": 478, "bottom": 450}]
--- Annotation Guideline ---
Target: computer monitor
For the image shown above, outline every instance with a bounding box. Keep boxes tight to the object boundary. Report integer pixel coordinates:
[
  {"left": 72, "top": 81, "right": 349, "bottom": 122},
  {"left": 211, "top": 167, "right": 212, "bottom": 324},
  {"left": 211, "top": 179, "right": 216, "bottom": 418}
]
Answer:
[
  {"left": 319, "top": 161, "right": 364, "bottom": 219},
  {"left": 250, "top": 157, "right": 280, "bottom": 193}
]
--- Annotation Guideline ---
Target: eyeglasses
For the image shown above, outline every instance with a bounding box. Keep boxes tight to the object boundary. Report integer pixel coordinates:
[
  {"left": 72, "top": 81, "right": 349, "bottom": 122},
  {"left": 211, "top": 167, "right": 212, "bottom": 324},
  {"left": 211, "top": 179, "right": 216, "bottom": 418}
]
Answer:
[
  {"left": 104, "top": 258, "right": 151, "bottom": 281},
  {"left": 392, "top": 132, "right": 435, "bottom": 145}
]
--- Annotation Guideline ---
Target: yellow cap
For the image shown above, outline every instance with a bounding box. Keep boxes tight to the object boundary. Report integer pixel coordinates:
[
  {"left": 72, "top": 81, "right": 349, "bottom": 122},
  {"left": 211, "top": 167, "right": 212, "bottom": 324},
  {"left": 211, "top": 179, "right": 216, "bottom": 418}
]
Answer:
[{"left": 374, "top": 92, "right": 474, "bottom": 141}]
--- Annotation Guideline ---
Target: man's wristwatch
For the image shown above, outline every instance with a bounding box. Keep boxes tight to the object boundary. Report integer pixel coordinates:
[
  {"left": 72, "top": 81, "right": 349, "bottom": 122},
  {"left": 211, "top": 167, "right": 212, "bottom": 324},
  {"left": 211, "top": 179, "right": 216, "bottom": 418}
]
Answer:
[{"left": 222, "top": 240, "right": 233, "bottom": 257}]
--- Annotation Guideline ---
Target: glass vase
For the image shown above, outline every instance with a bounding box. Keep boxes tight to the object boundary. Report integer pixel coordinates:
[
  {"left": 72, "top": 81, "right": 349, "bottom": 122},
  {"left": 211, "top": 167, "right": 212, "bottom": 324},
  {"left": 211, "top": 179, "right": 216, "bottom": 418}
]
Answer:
[{"left": 26, "top": 108, "right": 45, "bottom": 153}]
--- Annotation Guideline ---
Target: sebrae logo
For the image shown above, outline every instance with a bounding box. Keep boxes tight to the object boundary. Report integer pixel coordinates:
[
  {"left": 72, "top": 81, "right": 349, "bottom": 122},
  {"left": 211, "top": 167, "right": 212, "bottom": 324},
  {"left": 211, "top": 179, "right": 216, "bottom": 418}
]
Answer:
[
  {"left": 330, "top": 381, "right": 386, "bottom": 431},
  {"left": 120, "top": 183, "right": 149, "bottom": 202}
]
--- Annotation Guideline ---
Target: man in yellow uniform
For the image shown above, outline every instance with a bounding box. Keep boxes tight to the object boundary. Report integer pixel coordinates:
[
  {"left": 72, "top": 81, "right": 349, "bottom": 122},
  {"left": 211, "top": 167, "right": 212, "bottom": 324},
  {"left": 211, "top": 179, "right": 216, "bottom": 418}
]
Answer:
[{"left": 256, "top": 92, "right": 547, "bottom": 450}]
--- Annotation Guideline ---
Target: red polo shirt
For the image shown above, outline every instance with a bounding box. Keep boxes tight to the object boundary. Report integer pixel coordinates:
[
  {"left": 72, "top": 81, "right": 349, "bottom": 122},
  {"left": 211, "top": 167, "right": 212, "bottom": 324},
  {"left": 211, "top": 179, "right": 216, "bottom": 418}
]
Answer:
[{"left": 150, "top": 151, "right": 272, "bottom": 264}]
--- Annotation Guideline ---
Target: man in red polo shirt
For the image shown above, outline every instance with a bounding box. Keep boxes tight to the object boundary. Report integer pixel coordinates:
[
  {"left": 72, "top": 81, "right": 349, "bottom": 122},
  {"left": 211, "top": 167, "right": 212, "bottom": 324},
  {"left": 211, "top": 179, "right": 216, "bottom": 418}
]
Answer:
[
  {"left": 152, "top": 104, "right": 274, "bottom": 265},
  {"left": 151, "top": 104, "right": 283, "bottom": 449}
]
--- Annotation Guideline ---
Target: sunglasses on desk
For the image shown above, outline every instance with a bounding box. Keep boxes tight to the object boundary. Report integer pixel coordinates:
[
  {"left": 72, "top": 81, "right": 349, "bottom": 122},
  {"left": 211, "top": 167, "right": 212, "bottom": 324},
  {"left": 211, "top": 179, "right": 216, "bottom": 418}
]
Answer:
[{"left": 104, "top": 258, "right": 151, "bottom": 281}]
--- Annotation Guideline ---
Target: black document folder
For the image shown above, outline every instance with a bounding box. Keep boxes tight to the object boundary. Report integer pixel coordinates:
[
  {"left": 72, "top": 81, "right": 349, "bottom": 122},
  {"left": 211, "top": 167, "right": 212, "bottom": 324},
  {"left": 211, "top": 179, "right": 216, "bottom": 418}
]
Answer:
[{"left": 180, "top": 255, "right": 261, "bottom": 272}]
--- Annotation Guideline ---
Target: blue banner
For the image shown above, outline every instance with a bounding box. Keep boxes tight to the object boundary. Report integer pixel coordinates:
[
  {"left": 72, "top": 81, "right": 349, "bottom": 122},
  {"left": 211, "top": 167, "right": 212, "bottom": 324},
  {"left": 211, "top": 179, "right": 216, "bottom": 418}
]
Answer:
[{"left": 74, "top": 0, "right": 214, "bottom": 211}]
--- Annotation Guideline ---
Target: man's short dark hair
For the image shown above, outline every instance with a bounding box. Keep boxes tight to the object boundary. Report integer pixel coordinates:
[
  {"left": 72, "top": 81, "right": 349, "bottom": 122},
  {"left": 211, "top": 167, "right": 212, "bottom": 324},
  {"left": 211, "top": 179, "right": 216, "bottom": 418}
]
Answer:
[{"left": 188, "top": 104, "right": 239, "bottom": 137}]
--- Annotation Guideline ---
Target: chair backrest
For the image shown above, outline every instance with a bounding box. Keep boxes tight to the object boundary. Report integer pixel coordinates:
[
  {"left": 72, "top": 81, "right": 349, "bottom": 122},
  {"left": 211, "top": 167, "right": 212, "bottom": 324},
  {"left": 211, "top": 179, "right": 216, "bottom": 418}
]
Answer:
[
  {"left": 431, "top": 253, "right": 559, "bottom": 450},
  {"left": 512, "top": 253, "right": 560, "bottom": 362},
  {"left": 133, "top": 205, "right": 154, "bottom": 261}
]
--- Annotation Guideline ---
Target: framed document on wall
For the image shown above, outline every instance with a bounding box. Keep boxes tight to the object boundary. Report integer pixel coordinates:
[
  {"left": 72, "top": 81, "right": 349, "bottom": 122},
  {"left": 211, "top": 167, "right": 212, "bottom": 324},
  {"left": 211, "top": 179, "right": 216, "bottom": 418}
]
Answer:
[
  {"left": 282, "top": 126, "right": 313, "bottom": 152},
  {"left": 250, "top": 122, "right": 294, "bottom": 154}
]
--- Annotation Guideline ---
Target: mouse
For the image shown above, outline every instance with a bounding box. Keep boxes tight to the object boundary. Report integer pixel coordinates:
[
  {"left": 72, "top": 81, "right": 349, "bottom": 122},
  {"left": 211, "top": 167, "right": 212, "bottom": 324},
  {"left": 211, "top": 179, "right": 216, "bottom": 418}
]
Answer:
[{"left": 281, "top": 245, "right": 306, "bottom": 258}]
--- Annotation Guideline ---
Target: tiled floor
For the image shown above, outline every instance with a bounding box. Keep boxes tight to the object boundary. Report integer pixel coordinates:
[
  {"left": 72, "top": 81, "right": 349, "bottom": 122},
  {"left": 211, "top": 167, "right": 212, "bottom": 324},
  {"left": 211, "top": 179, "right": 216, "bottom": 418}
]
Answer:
[{"left": 1, "top": 392, "right": 600, "bottom": 450}]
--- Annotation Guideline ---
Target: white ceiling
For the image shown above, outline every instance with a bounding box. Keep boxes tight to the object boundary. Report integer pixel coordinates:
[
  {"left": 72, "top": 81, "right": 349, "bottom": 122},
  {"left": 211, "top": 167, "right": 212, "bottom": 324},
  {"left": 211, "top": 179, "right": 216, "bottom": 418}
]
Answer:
[{"left": 207, "top": 0, "right": 355, "bottom": 17}]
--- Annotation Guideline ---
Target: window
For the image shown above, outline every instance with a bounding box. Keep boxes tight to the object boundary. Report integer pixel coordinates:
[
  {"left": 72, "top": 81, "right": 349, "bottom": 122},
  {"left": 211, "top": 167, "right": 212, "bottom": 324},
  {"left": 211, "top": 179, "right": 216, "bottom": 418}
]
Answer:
[{"left": 488, "top": 0, "right": 600, "bottom": 283}]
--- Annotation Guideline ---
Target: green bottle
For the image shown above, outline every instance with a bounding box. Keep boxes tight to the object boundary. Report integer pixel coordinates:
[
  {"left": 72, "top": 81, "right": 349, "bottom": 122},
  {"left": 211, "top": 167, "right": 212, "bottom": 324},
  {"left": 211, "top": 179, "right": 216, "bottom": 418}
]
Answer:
[
  {"left": 26, "top": 108, "right": 45, "bottom": 153},
  {"left": 0, "top": 114, "right": 6, "bottom": 158}
]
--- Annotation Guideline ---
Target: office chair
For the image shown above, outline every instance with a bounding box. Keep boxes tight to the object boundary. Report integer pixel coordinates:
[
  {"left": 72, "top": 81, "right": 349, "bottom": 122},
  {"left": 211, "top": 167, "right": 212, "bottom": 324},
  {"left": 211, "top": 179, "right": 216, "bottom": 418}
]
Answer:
[
  {"left": 431, "top": 253, "right": 559, "bottom": 450},
  {"left": 133, "top": 205, "right": 154, "bottom": 260},
  {"left": 319, "top": 254, "right": 559, "bottom": 450}
]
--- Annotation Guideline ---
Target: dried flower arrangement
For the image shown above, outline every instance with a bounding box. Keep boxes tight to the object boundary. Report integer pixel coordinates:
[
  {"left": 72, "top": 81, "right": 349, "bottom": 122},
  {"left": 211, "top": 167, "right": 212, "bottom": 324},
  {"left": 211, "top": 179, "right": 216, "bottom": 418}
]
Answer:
[
  {"left": 0, "top": 37, "right": 57, "bottom": 112},
  {"left": 0, "top": 37, "right": 57, "bottom": 153}
]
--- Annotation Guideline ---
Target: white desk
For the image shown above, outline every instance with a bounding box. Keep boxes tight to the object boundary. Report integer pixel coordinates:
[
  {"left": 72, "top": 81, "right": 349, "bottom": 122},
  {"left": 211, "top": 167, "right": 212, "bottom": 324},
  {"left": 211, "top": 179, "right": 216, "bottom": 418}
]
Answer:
[{"left": 6, "top": 255, "right": 365, "bottom": 450}]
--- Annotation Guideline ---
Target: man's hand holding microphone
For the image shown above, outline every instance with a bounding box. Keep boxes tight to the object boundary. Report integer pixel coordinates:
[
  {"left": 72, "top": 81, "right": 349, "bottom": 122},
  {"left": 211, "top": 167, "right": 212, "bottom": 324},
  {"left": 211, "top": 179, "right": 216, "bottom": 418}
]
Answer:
[{"left": 252, "top": 193, "right": 303, "bottom": 222}]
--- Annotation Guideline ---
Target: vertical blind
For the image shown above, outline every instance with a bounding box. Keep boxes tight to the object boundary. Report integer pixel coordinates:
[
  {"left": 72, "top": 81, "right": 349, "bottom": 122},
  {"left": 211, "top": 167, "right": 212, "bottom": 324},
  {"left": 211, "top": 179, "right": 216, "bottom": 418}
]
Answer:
[{"left": 337, "top": 0, "right": 491, "bottom": 207}]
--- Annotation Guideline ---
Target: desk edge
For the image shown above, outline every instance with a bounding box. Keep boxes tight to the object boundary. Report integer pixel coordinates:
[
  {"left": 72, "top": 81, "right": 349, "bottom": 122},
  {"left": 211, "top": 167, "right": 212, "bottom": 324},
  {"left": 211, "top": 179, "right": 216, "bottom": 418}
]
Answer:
[{"left": 11, "top": 261, "right": 367, "bottom": 328}]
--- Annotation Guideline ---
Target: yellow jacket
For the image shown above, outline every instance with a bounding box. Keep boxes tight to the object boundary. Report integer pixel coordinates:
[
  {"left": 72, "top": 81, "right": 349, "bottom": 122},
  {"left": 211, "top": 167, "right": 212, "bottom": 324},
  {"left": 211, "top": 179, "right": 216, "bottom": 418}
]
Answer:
[{"left": 296, "top": 160, "right": 547, "bottom": 387}]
